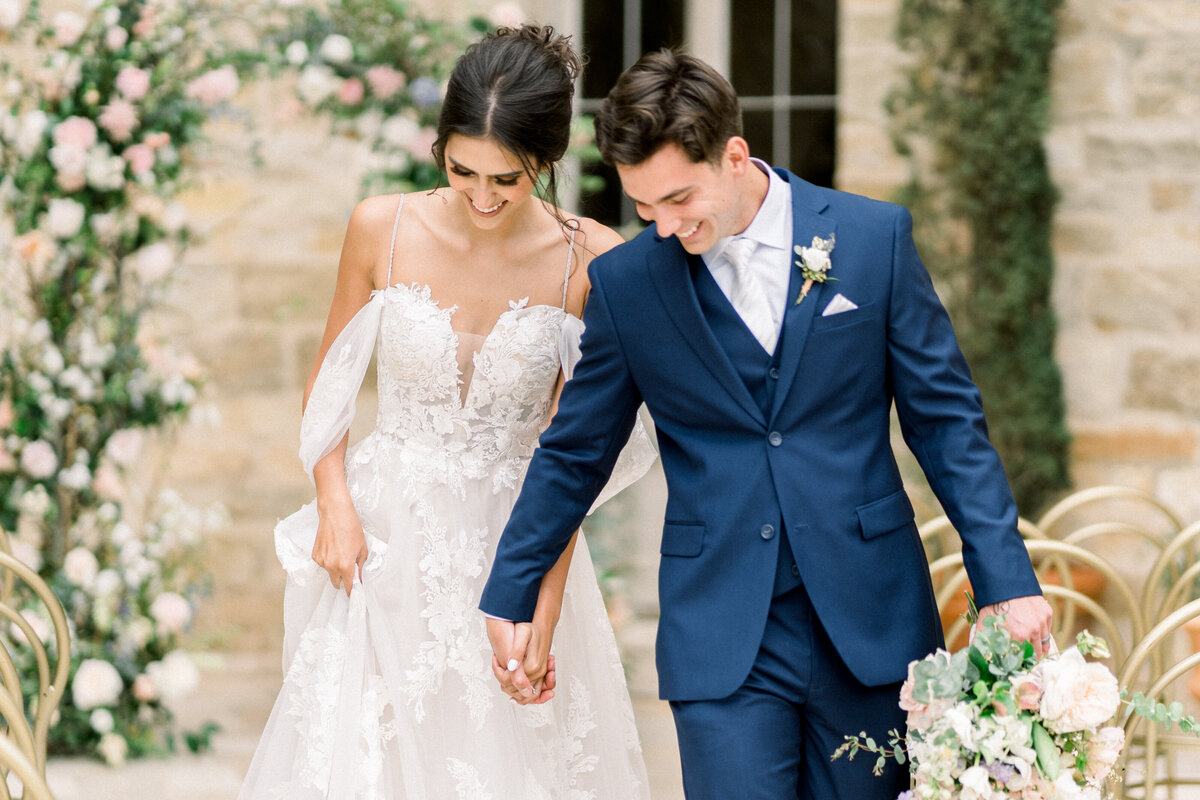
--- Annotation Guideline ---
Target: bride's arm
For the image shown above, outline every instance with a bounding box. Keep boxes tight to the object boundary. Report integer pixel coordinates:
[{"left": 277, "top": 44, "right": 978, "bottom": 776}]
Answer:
[{"left": 305, "top": 198, "right": 390, "bottom": 595}]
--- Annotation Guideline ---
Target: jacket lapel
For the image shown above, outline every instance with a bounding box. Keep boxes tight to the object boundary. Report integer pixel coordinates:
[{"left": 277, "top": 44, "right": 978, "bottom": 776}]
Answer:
[
  {"left": 646, "top": 240, "right": 767, "bottom": 426},
  {"left": 770, "top": 171, "right": 837, "bottom": 420}
]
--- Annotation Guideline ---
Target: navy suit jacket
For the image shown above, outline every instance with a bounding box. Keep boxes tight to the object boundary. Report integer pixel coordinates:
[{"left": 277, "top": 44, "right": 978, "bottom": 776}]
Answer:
[{"left": 479, "top": 170, "right": 1042, "bottom": 701}]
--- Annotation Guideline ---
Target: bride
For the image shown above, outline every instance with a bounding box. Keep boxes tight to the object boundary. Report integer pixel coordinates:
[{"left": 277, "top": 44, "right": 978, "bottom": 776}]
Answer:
[{"left": 237, "top": 24, "right": 655, "bottom": 800}]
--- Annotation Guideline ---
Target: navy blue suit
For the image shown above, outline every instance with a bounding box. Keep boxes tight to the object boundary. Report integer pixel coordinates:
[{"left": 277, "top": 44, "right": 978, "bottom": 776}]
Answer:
[{"left": 480, "top": 171, "right": 1041, "bottom": 798}]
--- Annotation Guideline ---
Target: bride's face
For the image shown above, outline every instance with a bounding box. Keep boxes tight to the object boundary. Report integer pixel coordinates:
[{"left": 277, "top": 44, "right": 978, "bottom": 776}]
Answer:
[{"left": 444, "top": 134, "right": 538, "bottom": 229}]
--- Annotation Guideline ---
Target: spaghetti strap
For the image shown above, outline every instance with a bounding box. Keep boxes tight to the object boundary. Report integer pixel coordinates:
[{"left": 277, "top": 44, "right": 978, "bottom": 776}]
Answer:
[
  {"left": 385, "top": 194, "right": 404, "bottom": 288},
  {"left": 561, "top": 219, "right": 580, "bottom": 311}
]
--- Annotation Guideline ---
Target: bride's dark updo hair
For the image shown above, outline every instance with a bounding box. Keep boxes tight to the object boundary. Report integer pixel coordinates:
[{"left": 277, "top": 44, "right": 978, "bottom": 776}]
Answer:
[{"left": 433, "top": 24, "right": 582, "bottom": 214}]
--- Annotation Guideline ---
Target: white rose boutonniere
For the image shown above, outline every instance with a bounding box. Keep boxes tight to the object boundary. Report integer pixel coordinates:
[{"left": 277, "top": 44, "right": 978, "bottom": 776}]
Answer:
[{"left": 794, "top": 233, "right": 836, "bottom": 305}]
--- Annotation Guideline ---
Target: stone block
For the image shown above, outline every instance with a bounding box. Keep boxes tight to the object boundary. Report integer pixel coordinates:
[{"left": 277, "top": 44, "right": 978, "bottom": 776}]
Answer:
[
  {"left": 1056, "top": 330, "right": 1126, "bottom": 417},
  {"left": 1157, "top": 466, "right": 1200, "bottom": 523},
  {"left": 1071, "top": 426, "right": 1197, "bottom": 462},
  {"left": 1102, "top": 2, "right": 1200, "bottom": 37},
  {"left": 1084, "top": 126, "right": 1200, "bottom": 174},
  {"left": 1125, "top": 349, "right": 1200, "bottom": 417},
  {"left": 1051, "top": 39, "right": 1129, "bottom": 120},
  {"left": 1052, "top": 213, "right": 1120, "bottom": 256},
  {"left": 1087, "top": 266, "right": 1200, "bottom": 333},
  {"left": 1149, "top": 180, "right": 1195, "bottom": 212},
  {"left": 1130, "top": 43, "right": 1200, "bottom": 117}
]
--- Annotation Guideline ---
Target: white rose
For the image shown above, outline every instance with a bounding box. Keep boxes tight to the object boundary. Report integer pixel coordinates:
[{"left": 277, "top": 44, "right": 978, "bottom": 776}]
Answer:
[
  {"left": 958, "top": 764, "right": 993, "bottom": 800},
  {"left": 86, "top": 148, "right": 126, "bottom": 191},
  {"left": 44, "top": 197, "right": 86, "bottom": 239},
  {"left": 16, "top": 110, "right": 48, "bottom": 158},
  {"left": 105, "top": 25, "right": 128, "bottom": 50},
  {"left": 1084, "top": 725, "right": 1124, "bottom": 785},
  {"left": 162, "top": 202, "right": 187, "bottom": 233},
  {"left": 89, "top": 707, "right": 115, "bottom": 734},
  {"left": 93, "top": 568, "right": 122, "bottom": 597},
  {"left": 1039, "top": 648, "right": 1121, "bottom": 734},
  {"left": 296, "top": 64, "right": 338, "bottom": 105},
  {"left": 17, "top": 484, "right": 51, "bottom": 516},
  {"left": 146, "top": 650, "right": 199, "bottom": 704},
  {"left": 105, "top": 428, "right": 143, "bottom": 466},
  {"left": 149, "top": 591, "right": 192, "bottom": 635},
  {"left": 284, "top": 40, "right": 309, "bottom": 65},
  {"left": 51, "top": 10, "right": 86, "bottom": 46},
  {"left": 9, "top": 609, "right": 50, "bottom": 646},
  {"left": 8, "top": 538, "right": 42, "bottom": 571},
  {"left": 20, "top": 440, "right": 58, "bottom": 479},
  {"left": 63, "top": 547, "right": 100, "bottom": 587},
  {"left": 380, "top": 113, "right": 419, "bottom": 147},
  {"left": 487, "top": 1, "right": 525, "bottom": 28},
  {"left": 71, "top": 659, "right": 124, "bottom": 710},
  {"left": 318, "top": 34, "right": 353, "bottom": 64},
  {"left": 58, "top": 460, "right": 91, "bottom": 490},
  {"left": 1052, "top": 771, "right": 1084, "bottom": 798},
  {"left": 97, "top": 732, "right": 128, "bottom": 766},
  {"left": 128, "top": 241, "right": 174, "bottom": 283},
  {"left": 0, "top": 0, "right": 23, "bottom": 31}
]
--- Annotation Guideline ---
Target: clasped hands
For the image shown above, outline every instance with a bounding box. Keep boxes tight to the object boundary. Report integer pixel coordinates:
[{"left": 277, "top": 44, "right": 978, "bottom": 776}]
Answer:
[{"left": 486, "top": 617, "right": 557, "bottom": 705}]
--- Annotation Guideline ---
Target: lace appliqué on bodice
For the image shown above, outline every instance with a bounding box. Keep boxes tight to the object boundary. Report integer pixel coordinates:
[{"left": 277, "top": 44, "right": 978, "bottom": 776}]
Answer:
[{"left": 365, "top": 283, "right": 565, "bottom": 498}]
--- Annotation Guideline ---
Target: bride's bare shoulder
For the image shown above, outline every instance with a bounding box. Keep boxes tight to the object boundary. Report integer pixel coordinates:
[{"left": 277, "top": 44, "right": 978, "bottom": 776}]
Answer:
[{"left": 574, "top": 217, "right": 627, "bottom": 259}]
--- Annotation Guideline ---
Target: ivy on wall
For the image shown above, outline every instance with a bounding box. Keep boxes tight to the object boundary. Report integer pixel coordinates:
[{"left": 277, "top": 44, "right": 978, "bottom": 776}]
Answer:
[{"left": 887, "top": 0, "right": 1071, "bottom": 515}]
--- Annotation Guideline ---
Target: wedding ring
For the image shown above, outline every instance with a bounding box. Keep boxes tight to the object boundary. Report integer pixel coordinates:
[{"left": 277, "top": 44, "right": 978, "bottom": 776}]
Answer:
[{"left": 1040, "top": 635, "right": 1052, "bottom": 644}]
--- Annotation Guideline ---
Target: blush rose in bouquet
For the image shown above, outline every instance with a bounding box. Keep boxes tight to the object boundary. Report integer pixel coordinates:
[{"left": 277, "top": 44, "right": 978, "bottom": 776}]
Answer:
[{"left": 834, "top": 615, "right": 1198, "bottom": 799}]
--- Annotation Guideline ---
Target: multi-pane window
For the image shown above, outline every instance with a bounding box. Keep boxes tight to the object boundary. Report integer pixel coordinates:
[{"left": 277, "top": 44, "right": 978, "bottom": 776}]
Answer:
[{"left": 577, "top": 0, "right": 837, "bottom": 227}]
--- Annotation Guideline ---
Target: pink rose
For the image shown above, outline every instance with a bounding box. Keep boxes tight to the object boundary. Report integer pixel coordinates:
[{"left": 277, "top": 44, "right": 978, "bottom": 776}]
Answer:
[
  {"left": 115, "top": 66, "right": 150, "bottom": 101},
  {"left": 98, "top": 99, "right": 138, "bottom": 142},
  {"left": 132, "top": 4, "right": 157, "bottom": 37},
  {"left": 105, "top": 26, "right": 128, "bottom": 50},
  {"left": 337, "top": 77, "right": 364, "bottom": 106},
  {"left": 405, "top": 126, "right": 438, "bottom": 161},
  {"left": 53, "top": 116, "right": 97, "bottom": 149},
  {"left": 92, "top": 462, "right": 124, "bottom": 500},
  {"left": 143, "top": 131, "right": 171, "bottom": 149},
  {"left": 20, "top": 440, "right": 58, "bottom": 480},
  {"left": 185, "top": 65, "right": 239, "bottom": 106},
  {"left": 1011, "top": 671, "right": 1043, "bottom": 711},
  {"left": 122, "top": 143, "right": 155, "bottom": 175},
  {"left": 365, "top": 65, "right": 406, "bottom": 99},
  {"left": 132, "top": 673, "right": 158, "bottom": 702}
]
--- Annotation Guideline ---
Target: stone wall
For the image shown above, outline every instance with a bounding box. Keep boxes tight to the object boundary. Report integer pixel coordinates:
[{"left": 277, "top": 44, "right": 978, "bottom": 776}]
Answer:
[
  {"left": 159, "top": 0, "right": 1200, "bottom": 651},
  {"left": 838, "top": 0, "right": 1200, "bottom": 523}
]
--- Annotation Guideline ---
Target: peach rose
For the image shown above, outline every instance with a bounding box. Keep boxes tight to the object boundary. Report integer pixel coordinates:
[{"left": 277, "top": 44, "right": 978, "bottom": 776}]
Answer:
[
  {"left": 53, "top": 116, "right": 97, "bottom": 149},
  {"left": 1039, "top": 648, "right": 1120, "bottom": 734},
  {"left": 365, "top": 65, "right": 406, "bottom": 99},
  {"left": 337, "top": 77, "right": 364, "bottom": 106},
  {"left": 122, "top": 143, "right": 155, "bottom": 175},
  {"left": 98, "top": 99, "right": 138, "bottom": 142},
  {"left": 115, "top": 66, "right": 150, "bottom": 101}
]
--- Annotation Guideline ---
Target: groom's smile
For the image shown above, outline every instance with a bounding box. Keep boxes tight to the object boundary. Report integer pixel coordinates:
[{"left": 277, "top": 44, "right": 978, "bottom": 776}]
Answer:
[{"left": 616, "top": 140, "right": 764, "bottom": 255}]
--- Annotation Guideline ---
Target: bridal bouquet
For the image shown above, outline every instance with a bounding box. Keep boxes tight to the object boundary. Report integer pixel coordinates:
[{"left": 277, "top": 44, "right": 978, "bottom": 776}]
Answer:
[{"left": 834, "top": 616, "right": 1197, "bottom": 800}]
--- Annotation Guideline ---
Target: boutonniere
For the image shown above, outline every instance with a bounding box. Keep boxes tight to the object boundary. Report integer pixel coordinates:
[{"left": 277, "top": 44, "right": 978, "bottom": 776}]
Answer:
[{"left": 793, "top": 233, "right": 836, "bottom": 305}]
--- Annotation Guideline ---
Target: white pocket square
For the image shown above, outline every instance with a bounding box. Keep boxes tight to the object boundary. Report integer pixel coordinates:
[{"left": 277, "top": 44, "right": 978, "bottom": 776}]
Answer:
[{"left": 822, "top": 293, "right": 858, "bottom": 317}]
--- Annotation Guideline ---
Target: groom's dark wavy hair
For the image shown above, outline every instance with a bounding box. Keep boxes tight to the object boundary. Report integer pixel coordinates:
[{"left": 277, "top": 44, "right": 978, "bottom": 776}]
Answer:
[{"left": 594, "top": 49, "right": 742, "bottom": 167}]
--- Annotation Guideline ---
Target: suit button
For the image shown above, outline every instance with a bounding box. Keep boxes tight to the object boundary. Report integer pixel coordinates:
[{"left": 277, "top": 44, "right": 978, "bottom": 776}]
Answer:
[
  {"left": 768, "top": 367, "right": 780, "bottom": 380},
  {"left": 760, "top": 524, "right": 775, "bottom": 540},
  {"left": 791, "top": 564, "right": 800, "bottom": 577},
  {"left": 768, "top": 431, "right": 783, "bottom": 446}
]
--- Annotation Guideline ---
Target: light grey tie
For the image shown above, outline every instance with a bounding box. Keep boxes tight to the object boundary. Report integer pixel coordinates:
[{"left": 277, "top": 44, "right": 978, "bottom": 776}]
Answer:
[{"left": 724, "top": 236, "right": 778, "bottom": 354}]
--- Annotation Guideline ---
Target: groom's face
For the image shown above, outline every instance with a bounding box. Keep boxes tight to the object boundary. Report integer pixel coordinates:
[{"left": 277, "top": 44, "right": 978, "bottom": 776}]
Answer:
[{"left": 617, "top": 141, "right": 748, "bottom": 255}]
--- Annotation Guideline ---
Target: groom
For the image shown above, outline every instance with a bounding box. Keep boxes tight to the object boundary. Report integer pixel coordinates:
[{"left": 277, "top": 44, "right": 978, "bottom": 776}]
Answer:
[{"left": 481, "top": 50, "right": 1052, "bottom": 799}]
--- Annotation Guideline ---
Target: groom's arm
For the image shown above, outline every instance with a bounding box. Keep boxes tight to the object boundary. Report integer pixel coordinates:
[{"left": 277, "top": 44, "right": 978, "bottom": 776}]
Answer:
[
  {"left": 479, "top": 259, "right": 643, "bottom": 622},
  {"left": 883, "top": 207, "right": 1050, "bottom": 638}
]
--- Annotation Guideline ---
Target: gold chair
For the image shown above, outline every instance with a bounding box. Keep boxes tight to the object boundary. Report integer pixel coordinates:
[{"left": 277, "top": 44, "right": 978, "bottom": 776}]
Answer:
[
  {"left": 1117, "top": 599, "right": 1200, "bottom": 800},
  {"left": 0, "top": 735, "right": 54, "bottom": 800},
  {"left": 927, "top": 539, "right": 1138, "bottom": 668},
  {"left": 0, "top": 550, "right": 71, "bottom": 775}
]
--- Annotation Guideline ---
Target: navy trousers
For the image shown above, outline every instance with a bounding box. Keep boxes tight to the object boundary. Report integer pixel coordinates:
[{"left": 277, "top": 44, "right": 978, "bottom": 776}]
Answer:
[{"left": 669, "top": 583, "right": 909, "bottom": 800}]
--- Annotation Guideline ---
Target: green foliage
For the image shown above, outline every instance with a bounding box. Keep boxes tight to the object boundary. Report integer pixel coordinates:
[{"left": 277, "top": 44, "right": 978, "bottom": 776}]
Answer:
[{"left": 888, "top": 0, "right": 1071, "bottom": 515}]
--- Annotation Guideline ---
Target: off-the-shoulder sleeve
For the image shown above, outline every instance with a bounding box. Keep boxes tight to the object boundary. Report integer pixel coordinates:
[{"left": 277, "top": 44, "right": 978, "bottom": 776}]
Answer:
[
  {"left": 298, "top": 293, "right": 384, "bottom": 481},
  {"left": 558, "top": 315, "right": 658, "bottom": 513}
]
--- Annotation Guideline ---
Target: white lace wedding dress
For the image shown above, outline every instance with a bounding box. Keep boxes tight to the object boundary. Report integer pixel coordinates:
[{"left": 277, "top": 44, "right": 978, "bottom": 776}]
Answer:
[{"left": 237, "top": 197, "right": 656, "bottom": 800}]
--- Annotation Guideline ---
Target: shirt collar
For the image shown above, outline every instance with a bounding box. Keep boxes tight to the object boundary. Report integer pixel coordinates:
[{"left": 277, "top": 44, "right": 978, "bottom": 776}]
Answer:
[{"left": 704, "top": 159, "right": 792, "bottom": 264}]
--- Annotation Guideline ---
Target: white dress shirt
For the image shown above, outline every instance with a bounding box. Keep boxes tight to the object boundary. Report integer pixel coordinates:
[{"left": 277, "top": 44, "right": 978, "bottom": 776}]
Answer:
[{"left": 701, "top": 160, "right": 793, "bottom": 355}]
